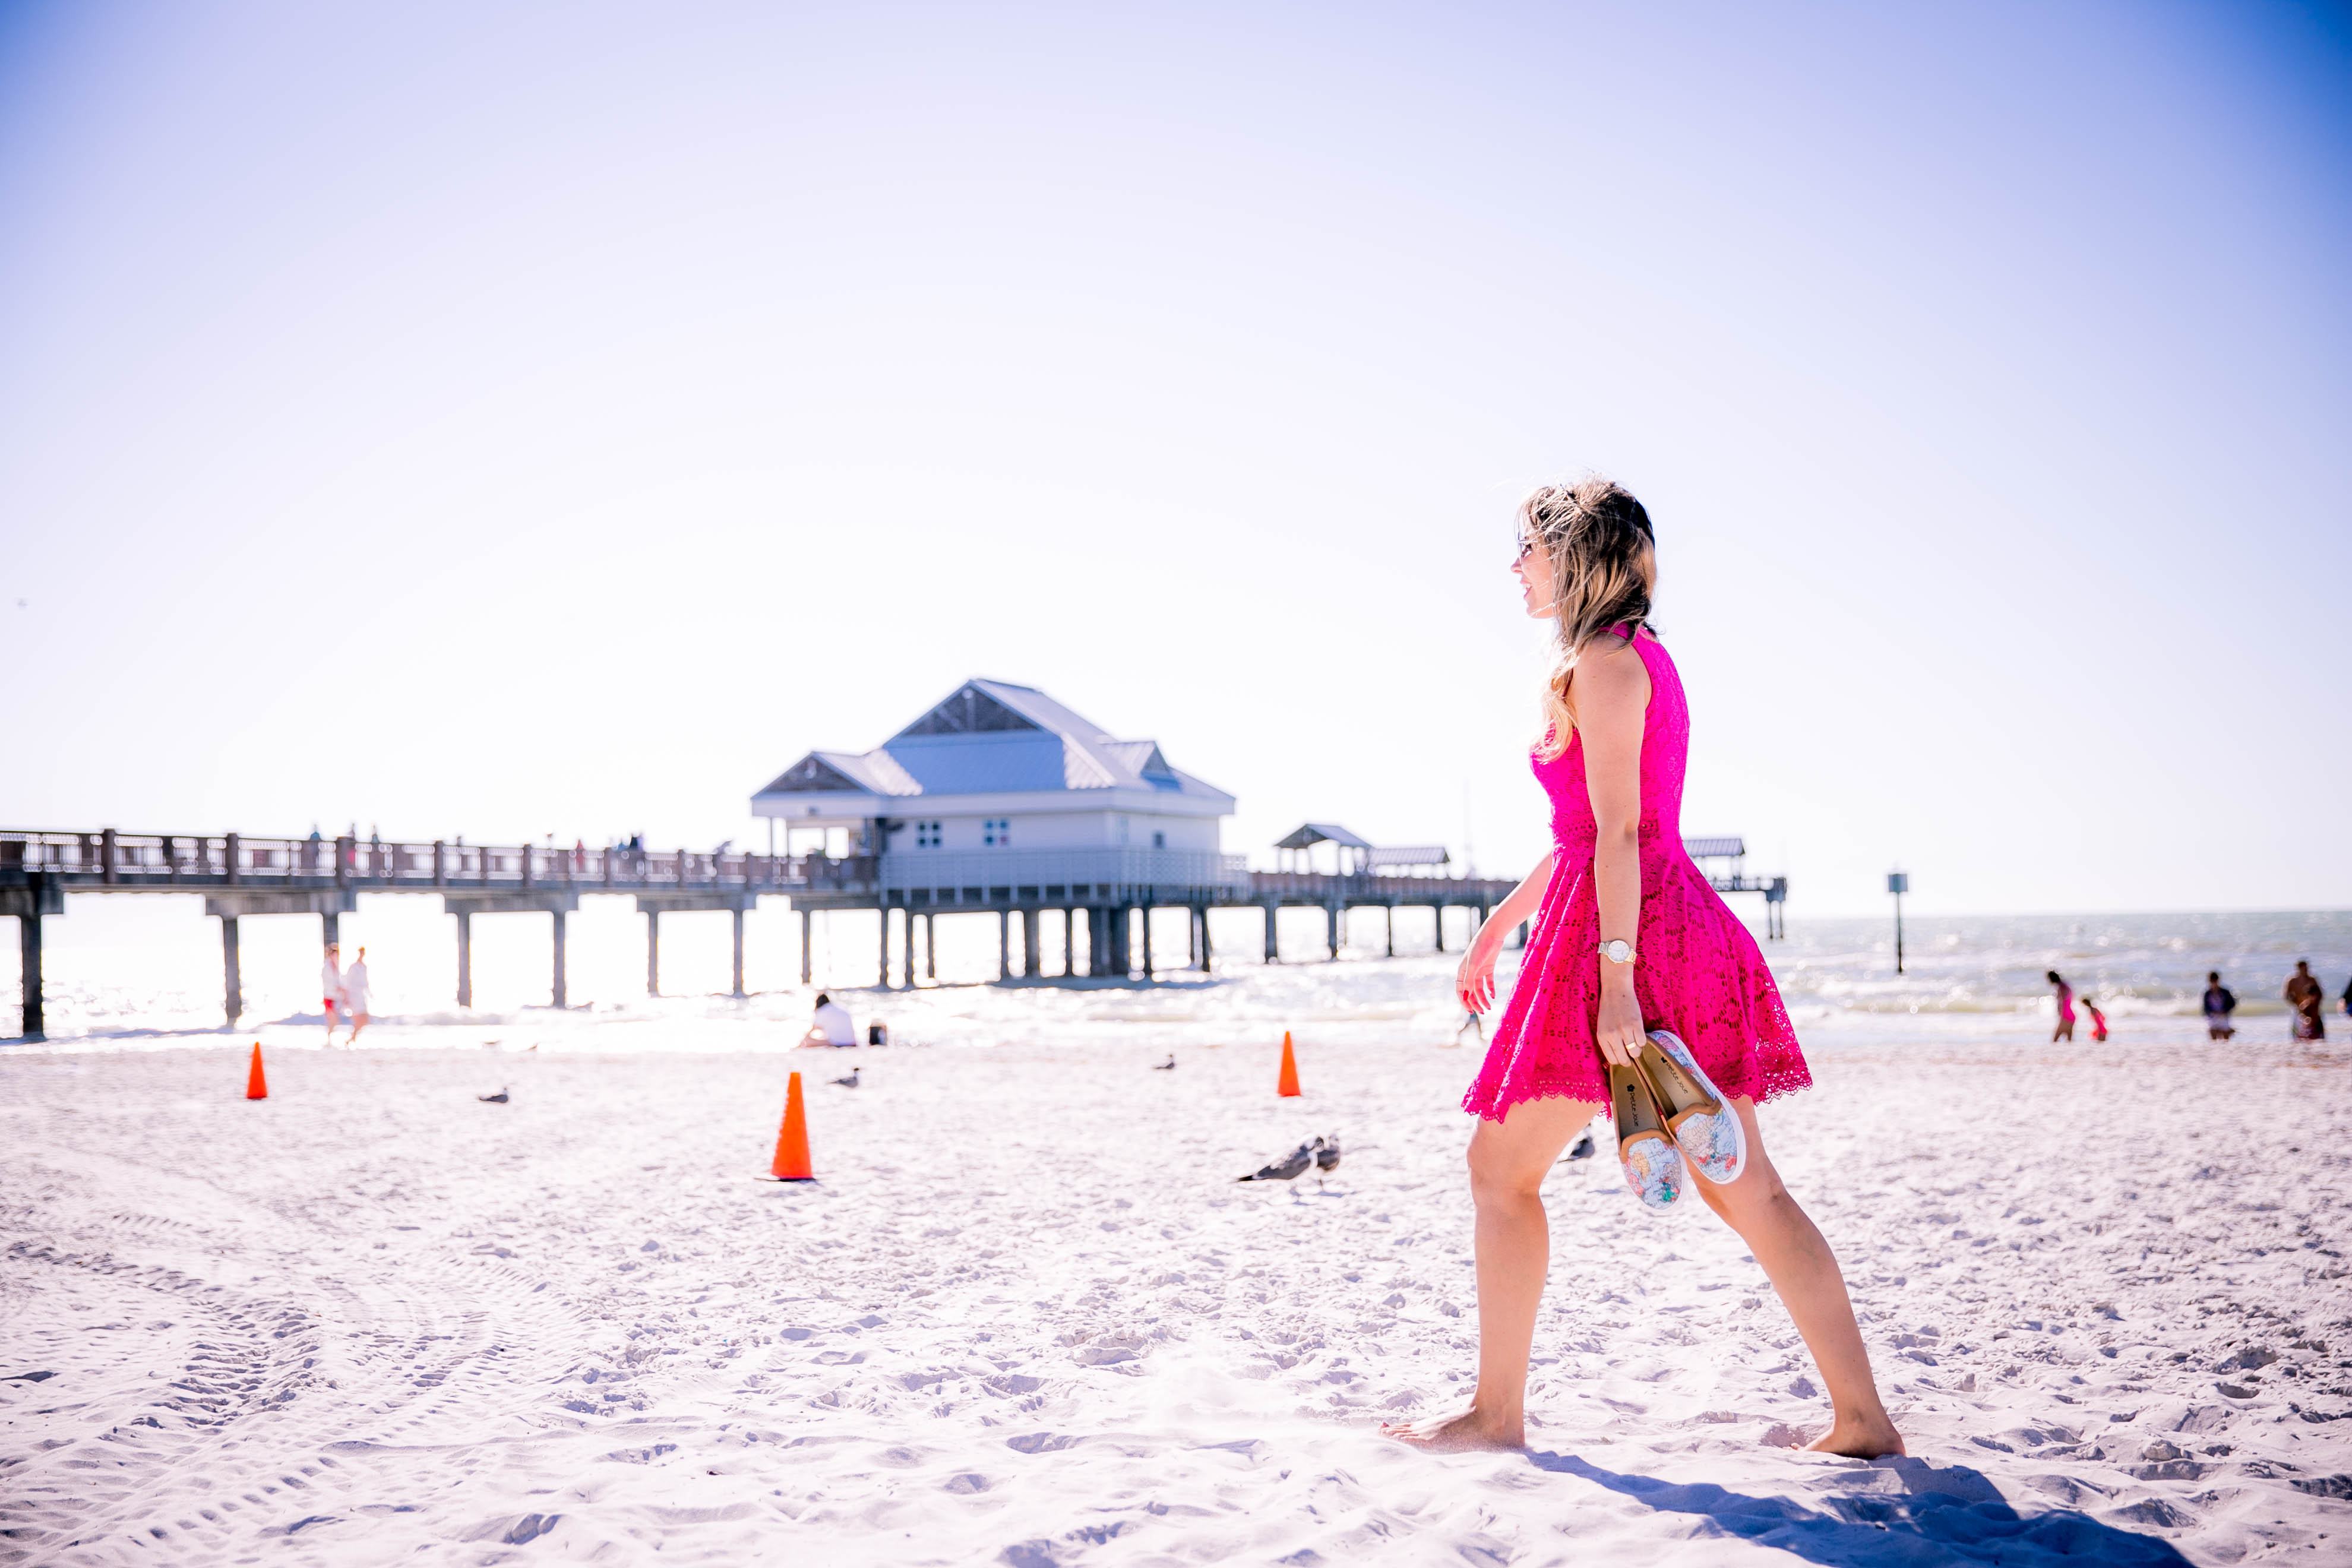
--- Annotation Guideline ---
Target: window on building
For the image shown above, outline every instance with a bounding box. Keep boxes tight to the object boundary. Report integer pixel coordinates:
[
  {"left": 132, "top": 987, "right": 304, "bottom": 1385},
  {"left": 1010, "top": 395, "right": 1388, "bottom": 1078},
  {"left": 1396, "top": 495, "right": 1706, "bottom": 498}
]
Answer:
[
  {"left": 983, "top": 818, "right": 1010, "bottom": 846},
  {"left": 915, "top": 820, "right": 942, "bottom": 848},
  {"left": 1152, "top": 830, "right": 1166, "bottom": 849}
]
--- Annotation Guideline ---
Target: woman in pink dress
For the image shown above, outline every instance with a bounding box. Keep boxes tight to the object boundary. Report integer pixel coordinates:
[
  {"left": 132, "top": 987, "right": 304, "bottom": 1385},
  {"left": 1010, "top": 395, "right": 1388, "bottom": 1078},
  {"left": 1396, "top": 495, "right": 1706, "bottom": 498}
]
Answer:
[
  {"left": 2048, "top": 971, "right": 2077, "bottom": 1042},
  {"left": 1384, "top": 478, "right": 1901, "bottom": 1458}
]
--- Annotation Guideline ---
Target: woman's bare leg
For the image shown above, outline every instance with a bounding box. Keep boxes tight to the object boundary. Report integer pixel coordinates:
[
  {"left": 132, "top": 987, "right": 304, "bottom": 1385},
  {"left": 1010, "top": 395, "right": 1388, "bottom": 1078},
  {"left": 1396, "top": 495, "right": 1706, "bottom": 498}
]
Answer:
[
  {"left": 1383, "top": 1096, "right": 1599, "bottom": 1450},
  {"left": 1687, "top": 1096, "right": 1904, "bottom": 1458}
]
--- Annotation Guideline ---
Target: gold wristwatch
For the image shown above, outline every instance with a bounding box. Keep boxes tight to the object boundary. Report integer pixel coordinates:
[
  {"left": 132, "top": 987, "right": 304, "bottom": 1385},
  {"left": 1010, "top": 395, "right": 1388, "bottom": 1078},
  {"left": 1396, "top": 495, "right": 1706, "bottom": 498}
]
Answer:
[{"left": 1597, "top": 939, "right": 1636, "bottom": 965}]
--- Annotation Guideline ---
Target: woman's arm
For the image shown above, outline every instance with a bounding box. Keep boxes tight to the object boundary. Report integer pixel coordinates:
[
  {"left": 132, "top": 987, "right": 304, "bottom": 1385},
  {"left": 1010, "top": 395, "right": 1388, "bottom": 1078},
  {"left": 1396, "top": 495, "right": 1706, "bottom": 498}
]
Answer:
[
  {"left": 1455, "top": 848, "right": 1554, "bottom": 1013},
  {"left": 1570, "top": 640, "right": 1652, "bottom": 1067}
]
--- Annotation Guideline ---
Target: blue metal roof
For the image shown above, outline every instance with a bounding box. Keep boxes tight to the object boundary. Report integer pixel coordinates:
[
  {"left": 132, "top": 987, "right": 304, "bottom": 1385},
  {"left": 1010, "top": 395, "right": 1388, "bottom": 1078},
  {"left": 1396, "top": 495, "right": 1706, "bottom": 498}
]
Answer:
[{"left": 755, "top": 679, "right": 1234, "bottom": 807}]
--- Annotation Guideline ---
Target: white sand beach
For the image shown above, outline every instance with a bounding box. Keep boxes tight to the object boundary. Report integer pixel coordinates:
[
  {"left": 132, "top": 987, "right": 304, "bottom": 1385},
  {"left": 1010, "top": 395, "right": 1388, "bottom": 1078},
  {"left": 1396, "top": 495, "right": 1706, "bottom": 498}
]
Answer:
[{"left": 4, "top": 1006, "right": 2350, "bottom": 1566}]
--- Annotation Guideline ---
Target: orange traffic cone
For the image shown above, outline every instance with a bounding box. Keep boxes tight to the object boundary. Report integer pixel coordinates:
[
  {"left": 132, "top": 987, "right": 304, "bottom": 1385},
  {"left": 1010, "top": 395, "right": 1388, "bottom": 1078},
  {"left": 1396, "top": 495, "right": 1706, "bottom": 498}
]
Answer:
[
  {"left": 245, "top": 1042, "right": 268, "bottom": 1101},
  {"left": 1276, "top": 1031, "right": 1301, "bottom": 1098},
  {"left": 768, "top": 1071, "right": 814, "bottom": 1181}
]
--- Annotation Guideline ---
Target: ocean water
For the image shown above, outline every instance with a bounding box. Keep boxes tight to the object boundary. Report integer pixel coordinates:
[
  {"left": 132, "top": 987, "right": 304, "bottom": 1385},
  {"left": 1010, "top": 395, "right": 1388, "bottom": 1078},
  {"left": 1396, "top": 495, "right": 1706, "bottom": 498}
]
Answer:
[{"left": 5, "top": 893, "right": 2345, "bottom": 1053}]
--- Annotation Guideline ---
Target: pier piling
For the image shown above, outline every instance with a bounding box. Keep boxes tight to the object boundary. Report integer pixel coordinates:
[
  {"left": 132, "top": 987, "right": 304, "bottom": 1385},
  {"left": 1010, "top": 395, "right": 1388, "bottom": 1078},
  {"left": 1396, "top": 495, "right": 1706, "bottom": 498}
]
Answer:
[
  {"left": 731, "top": 908, "right": 747, "bottom": 998},
  {"left": 220, "top": 915, "right": 240, "bottom": 1028},
  {"left": 455, "top": 909, "right": 473, "bottom": 1007},
  {"left": 552, "top": 909, "right": 568, "bottom": 1009},
  {"left": 19, "top": 910, "right": 43, "bottom": 1041}
]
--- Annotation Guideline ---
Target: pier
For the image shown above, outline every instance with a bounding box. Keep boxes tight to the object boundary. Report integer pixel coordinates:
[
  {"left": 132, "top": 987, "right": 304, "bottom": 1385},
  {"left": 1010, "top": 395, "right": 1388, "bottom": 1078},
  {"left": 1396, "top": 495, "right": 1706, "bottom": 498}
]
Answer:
[{"left": 2, "top": 828, "right": 1788, "bottom": 1040}]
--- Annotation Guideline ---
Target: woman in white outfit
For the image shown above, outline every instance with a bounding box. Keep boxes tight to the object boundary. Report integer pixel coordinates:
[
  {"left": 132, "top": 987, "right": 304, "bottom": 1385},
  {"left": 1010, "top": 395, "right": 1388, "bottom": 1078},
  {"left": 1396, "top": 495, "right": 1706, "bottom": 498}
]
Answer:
[
  {"left": 322, "top": 943, "right": 347, "bottom": 1041},
  {"left": 344, "top": 947, "right": 372, "bottom": 1044}
]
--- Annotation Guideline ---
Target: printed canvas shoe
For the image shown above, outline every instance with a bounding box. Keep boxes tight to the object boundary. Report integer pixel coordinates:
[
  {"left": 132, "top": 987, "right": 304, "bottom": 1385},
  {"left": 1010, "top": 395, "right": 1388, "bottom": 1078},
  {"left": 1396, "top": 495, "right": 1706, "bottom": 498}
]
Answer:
[
  {"left": 1636, "top": 1029, "right": 1747, "bottom": 1186},
  {"left": 1606, "top": 1060, "right": 1683, "bottom": 1212}
]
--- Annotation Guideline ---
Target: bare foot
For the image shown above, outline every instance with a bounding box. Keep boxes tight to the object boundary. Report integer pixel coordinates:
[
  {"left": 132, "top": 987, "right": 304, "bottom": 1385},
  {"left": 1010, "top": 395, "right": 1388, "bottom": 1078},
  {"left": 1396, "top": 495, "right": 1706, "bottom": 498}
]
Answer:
[
  {"left": 1379, "top": 1405, "right": 1524, "bottom": 1452},
  {"left": 1806, "top": 1416, "right": 1905, "bottom": 1459}
]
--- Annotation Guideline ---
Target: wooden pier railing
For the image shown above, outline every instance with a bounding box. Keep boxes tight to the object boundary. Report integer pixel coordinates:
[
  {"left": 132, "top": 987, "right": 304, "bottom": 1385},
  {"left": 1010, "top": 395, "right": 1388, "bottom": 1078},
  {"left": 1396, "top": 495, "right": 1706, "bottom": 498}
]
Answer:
[{"left": 0, "top": 830, "right": 873, "bottom": 895}]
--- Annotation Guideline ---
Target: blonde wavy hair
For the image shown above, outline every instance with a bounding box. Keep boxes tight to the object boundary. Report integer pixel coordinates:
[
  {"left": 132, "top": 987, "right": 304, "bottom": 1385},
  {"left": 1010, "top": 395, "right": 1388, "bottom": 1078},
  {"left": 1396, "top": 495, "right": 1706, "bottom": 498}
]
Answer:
[{"left": 1522, "top": 477, "right": 1656, "bottom": 761}]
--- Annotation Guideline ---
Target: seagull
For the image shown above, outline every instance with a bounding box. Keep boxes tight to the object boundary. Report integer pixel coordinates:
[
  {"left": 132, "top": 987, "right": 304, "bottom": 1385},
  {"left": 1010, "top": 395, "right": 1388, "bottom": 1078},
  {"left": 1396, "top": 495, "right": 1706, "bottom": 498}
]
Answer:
[
  {"left": 1561, "top": 1125, "right": 1596, "bottom": 1162},
  {"left": 831, "top": 1068, "right": 860, "bottom": 1088},
  {"left": 1314, "top": 1133, "right": 1342, "bottom": 1188},
  {"left": 477, "top": 1088, "right": 508, "bottom": 1104},
  {"left": 1153, "top": 1054, "right": 1177, "bottom": 1071},
  {"left": 1238, "top": 1139, "right": 1317, "bottom": 1186}
]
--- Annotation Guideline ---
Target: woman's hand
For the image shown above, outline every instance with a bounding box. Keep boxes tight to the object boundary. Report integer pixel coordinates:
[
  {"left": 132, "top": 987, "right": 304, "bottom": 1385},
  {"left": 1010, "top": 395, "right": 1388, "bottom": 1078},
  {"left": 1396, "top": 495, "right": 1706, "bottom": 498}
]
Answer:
[
  {"left": 1456, "top": 928, "right": 1504, "bottom": 1014},
  {"left": 1594, "top": 970, "right": 1646, "bottom": 1066}
]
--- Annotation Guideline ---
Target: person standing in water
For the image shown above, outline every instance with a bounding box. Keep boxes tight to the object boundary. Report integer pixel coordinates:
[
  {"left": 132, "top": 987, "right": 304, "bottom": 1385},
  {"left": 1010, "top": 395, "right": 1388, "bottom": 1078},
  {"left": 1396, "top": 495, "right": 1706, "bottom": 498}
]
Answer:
[
  {"left": 2285, "top": 961, "right": 2326, "bottom": 1041},
  {"left": 1382, "top": 478, "right": 1900, "bottom": 1459},
  {"left": 2047, "top": 971, "right": 2076, "bottom": 1042},
  {"left": 344, "top": 946, "right": 373, "bottom": 1045},
  {"left": 2202, "top": 972, "right": 2237, "bottom": 1041},
  {"left": 321, "top": 942, "right": 347, "bottom": 1042}
]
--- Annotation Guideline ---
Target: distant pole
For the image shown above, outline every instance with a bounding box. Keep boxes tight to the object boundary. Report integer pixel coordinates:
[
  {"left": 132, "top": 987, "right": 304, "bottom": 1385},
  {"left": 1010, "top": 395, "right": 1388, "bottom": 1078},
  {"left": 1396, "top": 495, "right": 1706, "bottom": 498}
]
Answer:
[{"left": 1886, "top": 871, "right": 1909, "bottom": 975}]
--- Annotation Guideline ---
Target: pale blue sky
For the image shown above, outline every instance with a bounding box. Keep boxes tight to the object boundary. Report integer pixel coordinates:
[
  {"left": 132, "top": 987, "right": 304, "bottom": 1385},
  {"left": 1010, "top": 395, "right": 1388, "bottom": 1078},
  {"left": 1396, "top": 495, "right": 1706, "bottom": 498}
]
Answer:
[{"left": 2, "top": 2, "right": 2345, "bottom": 915}]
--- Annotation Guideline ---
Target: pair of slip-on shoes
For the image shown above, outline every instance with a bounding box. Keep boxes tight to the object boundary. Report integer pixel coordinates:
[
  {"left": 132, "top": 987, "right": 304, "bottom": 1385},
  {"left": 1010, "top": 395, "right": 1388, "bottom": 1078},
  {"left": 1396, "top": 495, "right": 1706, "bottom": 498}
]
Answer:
[{"left": 1606, "top": 1029, "right": 1747, "bottom": 1212}]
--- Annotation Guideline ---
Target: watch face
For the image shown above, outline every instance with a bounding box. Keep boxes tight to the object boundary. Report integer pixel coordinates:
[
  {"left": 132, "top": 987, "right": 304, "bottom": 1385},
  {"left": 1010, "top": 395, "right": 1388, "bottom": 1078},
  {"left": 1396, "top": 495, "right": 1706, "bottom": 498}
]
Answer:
[{"left": 1601, "top": 940, "right": 1632, "bottom": 963}]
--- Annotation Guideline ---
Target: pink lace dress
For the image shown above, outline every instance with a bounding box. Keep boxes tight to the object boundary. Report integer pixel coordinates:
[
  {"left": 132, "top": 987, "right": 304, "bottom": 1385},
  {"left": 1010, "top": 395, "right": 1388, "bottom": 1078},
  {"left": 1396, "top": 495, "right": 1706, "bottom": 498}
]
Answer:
[{"left": 1463, "top": 633, "right": 1811, "bottom": 1121}]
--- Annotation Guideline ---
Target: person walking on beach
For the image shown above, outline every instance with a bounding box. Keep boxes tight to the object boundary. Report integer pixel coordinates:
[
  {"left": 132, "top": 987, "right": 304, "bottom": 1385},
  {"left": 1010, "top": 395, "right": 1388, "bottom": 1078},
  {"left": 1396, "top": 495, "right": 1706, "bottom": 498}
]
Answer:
[
  {"left": 1382, "top": 478, "right": 1901, "bottom": 1459},
  {"left": 2285, "top": 961, "right": 2326, "bottom": 1041},
  {"left": 322, "top": 942, "right": 347, "bottom": 1042},
  {"left": 344, "top": 946, "right": 373, "bottom": 1045},
  {"left": 2203, "top": 973, "right": 2237, "bottom": 1041},
  {"left": 2082, "top": 994, "right": 2108, "bottom": 1042},
  {"left": 2047, "top": 970, "right": 2076, "bottom": 1042}
]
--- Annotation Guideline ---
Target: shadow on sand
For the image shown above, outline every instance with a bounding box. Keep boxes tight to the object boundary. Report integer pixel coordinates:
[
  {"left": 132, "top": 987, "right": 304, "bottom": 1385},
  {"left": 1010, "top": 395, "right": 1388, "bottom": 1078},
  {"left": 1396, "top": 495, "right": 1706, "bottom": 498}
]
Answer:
[{"left": 1528, "top": 1450, "right": 2192, "bottom": 1566}]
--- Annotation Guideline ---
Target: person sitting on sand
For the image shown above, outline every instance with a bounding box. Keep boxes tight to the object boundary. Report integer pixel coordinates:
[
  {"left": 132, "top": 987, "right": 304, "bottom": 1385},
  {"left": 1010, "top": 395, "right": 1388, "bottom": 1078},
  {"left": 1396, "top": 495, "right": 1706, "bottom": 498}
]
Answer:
[
  {"left": 2048, "top": 970, "right": 2075, "bottom": 1042},
  {"left": 1382, "top": 479, "right": 1902, "bottom": 1459},
  {"left": 2286, "top": 961, "right": 2326, "bottom": 1042},
  {"left": 801, "top": 992, "right": 856, "bottom": 1048},
  {"left": 2203, "top": 972, "right": 2237, "bottom": 1041},
  {"left": 344, "top": 946, "right": 372, "bottom": 1045},
  {"left": 2082, "top": 994, "right": 2108, "bottom": 1042},
  {"left": 322, "top": 942, "right": 347, "bottom": 1042}
]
